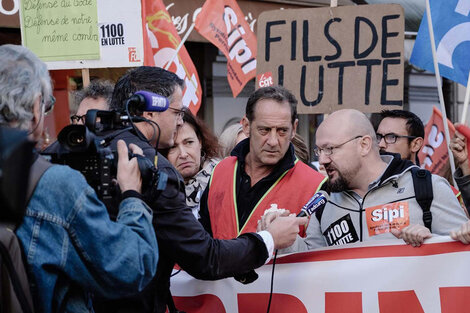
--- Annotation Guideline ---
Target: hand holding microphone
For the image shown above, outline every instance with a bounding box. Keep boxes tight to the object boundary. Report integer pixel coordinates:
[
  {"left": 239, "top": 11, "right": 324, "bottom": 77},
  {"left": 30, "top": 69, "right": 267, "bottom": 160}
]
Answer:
[
  {"left": 258, "top": 191, "right": 330, "bottom": 249},
  {"left": 296, "top": 190, "right": 329, "bottom": 217},
  {"left": 267, "top": 216, "right": 309, "bottom": 249},
  {"left": 257, "top": 191, "right": 330, "bottom": 230}
]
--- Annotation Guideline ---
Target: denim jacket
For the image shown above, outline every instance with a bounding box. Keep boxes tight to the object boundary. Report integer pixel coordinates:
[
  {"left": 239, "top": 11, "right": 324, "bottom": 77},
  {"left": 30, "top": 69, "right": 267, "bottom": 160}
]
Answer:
[{"left": 16, "top": 165, "right": 159, "bottom": 313}]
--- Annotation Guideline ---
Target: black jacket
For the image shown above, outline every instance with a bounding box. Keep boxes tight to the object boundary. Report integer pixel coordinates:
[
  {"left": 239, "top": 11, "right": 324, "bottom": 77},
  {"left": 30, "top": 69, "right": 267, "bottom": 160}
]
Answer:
[{"left": 99, "top": 129, "right": 269, "bottom": 313}]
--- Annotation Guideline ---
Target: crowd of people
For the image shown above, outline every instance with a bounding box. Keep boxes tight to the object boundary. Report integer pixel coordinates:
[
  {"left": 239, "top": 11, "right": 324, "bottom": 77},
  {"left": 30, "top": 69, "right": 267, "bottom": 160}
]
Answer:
[{"left": 2, "top": 44, "right": 470, "bottom": 312}]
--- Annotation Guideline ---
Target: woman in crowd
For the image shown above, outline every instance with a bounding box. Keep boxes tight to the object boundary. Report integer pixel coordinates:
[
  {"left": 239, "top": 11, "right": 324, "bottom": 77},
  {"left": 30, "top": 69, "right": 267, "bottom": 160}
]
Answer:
[
  {"left": 219, "top": 123, "right": 248, "bottom": 157},
  {"left": 163, "top": 110, "right": 222, "bottom": 217}
]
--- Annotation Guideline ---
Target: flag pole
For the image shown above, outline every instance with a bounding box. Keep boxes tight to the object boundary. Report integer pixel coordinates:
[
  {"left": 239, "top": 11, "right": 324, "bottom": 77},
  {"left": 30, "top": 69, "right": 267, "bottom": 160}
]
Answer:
[
  {"left": 81, "top": 68, "right": 90, "bottom": 87},
  {"left": 164, "top": 22, "right": 195, "bottom": 70},
  {"left": 460, "top": 74, "right": 470, "bottom": 125},
  {"left": 425, "top": 0, "right": 458, "bottom": 187}
]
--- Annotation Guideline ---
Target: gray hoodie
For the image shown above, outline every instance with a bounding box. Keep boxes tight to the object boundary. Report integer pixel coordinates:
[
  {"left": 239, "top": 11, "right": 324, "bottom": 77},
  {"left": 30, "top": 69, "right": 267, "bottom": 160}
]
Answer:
[{"left": 284, "top": 155, "right": 469, "bottom": 252}]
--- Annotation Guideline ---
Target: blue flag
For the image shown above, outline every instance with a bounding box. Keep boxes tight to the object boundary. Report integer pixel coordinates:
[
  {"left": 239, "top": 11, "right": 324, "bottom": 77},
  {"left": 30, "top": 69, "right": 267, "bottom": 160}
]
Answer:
[{"left": 410, "top": 0, "right": 470, "bottom": 86}]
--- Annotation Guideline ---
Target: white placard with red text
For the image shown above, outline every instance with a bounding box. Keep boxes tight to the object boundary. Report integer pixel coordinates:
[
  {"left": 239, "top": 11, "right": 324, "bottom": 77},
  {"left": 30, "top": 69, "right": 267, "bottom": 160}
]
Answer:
[
  {"left": 170, "top": 237, "right": 470, "bottom": 313},
  {"left": 46, "top": 0, "right": 143, "bottom": 69}
]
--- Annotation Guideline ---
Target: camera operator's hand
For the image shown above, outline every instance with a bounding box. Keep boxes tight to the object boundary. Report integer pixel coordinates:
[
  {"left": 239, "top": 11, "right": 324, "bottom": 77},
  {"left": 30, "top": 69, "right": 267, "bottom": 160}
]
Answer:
[{"left": 117, "top": 140, "right": 143, "bottom": 193}]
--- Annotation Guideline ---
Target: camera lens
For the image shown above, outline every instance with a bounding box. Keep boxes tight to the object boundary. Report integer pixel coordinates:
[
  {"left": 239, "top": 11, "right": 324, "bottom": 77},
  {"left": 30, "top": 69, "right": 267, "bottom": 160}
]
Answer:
[
  {"left": 67, "top": 130, "right": 85, "bottom": 147},
  {"left": 58, "top": 125, "right": 95, "bottom": 152}
]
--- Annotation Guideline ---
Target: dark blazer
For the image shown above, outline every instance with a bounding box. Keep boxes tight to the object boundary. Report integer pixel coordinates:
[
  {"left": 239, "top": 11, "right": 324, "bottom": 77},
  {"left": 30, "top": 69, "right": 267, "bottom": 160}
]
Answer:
[{"left": 98, "top": 129, "right": 268, "bottom": 313}]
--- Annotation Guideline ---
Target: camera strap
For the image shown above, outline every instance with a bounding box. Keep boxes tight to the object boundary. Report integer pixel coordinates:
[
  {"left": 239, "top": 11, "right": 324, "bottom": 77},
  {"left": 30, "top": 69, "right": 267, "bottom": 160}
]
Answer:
[{"left": 26, "top": 154, "right": 52, "bottom": 207}]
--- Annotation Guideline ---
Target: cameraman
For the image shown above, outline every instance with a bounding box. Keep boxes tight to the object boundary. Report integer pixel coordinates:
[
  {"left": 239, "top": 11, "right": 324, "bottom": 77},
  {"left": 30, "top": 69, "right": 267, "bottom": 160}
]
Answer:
[
  {"left": 0, "top": 45, "right": 159, "bottom": 312},
  {"left": 105, "top": 66, "right": 307, "bottom": 313},
  {"left": 43, "top": 79, "right": 114, "bottom": 153}
]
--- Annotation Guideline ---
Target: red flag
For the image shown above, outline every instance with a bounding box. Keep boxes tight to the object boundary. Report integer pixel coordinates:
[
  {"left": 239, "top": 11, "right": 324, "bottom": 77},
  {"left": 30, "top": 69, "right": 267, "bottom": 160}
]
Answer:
[
  {"left": 418, "top": 106, "right": 455, "bottom": 174},
  {"left": 142, "top": 0, "right": 202, "bottom": 114},
  {"left": 195, "top": 0, "right": 257, "bottom": 97}
]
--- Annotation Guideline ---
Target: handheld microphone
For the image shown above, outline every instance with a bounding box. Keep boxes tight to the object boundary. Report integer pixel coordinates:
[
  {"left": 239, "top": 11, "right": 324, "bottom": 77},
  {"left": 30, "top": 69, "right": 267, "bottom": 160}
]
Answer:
[
  {"left": 297, "top": 190, "right": 329, "bottom": 217},
  {"left": 126, "top": 90, "right": 169, "bottom": 114}
]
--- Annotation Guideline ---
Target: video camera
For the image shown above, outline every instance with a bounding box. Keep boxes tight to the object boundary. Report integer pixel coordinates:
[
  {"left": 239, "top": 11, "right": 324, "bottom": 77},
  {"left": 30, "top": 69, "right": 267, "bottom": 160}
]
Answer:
[{"left": 42, "top": 91, "right": 169, "bottom": 212}]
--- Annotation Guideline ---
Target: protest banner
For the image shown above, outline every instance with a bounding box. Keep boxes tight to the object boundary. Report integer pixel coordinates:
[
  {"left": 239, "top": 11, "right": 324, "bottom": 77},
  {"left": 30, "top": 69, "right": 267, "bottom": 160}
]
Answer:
[
  {"left": 20, "top": 0, "right": 100, "bottom": 62},
  {"left": 256, "top": 4, "right": 404, "bottom": 114},
  {"left": 143, "top": 0, "right": 202, "bottom": 114},
  {"left": 20, "top": 0, "right": 144, "bottom": 69},
  {"left": 195, "top": 0, "right": 257, "bottom": 98},
  {"left": 170, "top": 237, "right": 470, "bottom": 313},
  {"left": 418, "top": 106, "right": 455, "bottom": 174}
]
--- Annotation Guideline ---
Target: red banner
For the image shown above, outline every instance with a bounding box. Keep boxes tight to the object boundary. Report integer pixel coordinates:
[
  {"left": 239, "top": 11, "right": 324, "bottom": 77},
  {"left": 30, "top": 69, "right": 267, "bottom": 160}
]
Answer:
[
  {"left": 170, "top": 238, "right": 470, "bottom": 312},
  {"left": 195, "top": 0, "right": 257, "bottom": 97},
  {"left": 418, "top": 106, "right": 455, "bottom": 174},
  {"left": 142, "top": 0, "right": 202, "bottom": 114}
]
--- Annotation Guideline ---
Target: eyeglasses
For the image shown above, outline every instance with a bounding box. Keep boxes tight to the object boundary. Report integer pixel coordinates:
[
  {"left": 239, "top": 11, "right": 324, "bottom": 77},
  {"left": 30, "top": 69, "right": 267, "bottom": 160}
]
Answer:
[
  {"left": 314, "top": 135, "right": 363, "bottom": 157},
  {"left": 168, "top": 107, "right": 185, "bottom": 119},
  {"left": 70, "top": 114, "right": 86, "bottom": 124},
  {"left": 42, "top": 95, "right": 55, "bottom": 115},
  {"left": 376, "top": 133, "right": 417, "bottom": 144}
]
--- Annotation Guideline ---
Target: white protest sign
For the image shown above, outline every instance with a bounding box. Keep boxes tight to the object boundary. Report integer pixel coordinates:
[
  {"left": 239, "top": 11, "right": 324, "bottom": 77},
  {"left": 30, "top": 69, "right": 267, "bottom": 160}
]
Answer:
[
  {"left": 45, "top": 0, "right": 143, "bottom": 69},
  {"left": 170, "top": 238, "right": 470, "bottom": 312}
]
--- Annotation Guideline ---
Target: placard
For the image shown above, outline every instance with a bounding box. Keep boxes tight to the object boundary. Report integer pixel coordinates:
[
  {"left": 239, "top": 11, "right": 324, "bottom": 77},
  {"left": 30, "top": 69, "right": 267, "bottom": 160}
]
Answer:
[
  {"left": 20, "top": 0, "right": 100, "bottom": 61},
  {"left": 20, "top": 0, "right": 144, "bottom": 69},
  {"left": 256, "top": 4, "right": 404, "bottom": 114}
]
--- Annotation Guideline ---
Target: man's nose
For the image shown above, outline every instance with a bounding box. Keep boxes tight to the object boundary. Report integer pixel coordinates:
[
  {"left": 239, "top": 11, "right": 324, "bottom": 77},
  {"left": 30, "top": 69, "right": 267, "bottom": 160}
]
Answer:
[
  {"left": 266, "top": 129, "right": 278, "bottom": 146},
  {"left": 318, "top": 152, "right": 331, "bottom": 165},
  {"left": 176, "top": 116, "right": 184, "bottom": 127}
]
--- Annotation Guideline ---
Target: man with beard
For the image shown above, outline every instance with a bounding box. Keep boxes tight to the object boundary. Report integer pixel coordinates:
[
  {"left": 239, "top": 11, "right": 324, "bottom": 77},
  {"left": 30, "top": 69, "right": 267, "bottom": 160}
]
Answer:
[{"left": 263, "top": 109, "right": 469, "bottom": 251}]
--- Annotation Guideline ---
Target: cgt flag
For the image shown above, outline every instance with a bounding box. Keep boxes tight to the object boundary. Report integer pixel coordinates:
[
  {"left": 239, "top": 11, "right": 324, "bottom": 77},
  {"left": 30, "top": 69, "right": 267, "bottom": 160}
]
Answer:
[
  {"left": 418, "top": 106, "right": 455, "bottom": 174},
  {"left": 410, "top": 0, "right": 470, "bottom": 86},
  {"left": 195, "top": 0, "right": 257, "bottom": 97},
  {"left": 142, "top": 0, "right": 202, "bottom": 114}
]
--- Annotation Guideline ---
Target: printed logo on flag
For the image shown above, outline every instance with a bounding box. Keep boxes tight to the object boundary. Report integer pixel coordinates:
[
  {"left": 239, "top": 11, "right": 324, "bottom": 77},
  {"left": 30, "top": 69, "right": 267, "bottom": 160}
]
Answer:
[
  {"left": 418, "top": 106, "right": 455, "bottom": 174},
  {"left": 128, "top": 47, "right": 140, "bottom": 62},
  {"left": 195, "top": 0, "right": 257, "bottom": 98},
  {"left": 365, "top": 201, "right": 410, "bottom": 236},
  {"left": 143, "top": 0, "right": 202, "bottom": 114},
  {"left": 410, "top": 0, "right": 470, "bottom": 86},
  {"left": 257, "top": 72, "right": 274, "bottom": 88}
]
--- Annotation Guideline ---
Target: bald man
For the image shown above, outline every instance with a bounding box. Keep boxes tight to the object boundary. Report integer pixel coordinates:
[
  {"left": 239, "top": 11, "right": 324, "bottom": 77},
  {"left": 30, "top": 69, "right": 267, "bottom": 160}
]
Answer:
[{"left": 276, "top": 109, "right": 469, "bottom": 250}]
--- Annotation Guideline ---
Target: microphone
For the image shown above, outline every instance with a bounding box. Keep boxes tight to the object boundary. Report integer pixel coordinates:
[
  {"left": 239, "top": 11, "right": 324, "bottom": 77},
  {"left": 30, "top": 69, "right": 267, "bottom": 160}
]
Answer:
[
  {"left": 126, "top": 90, "right": 169, "bottom": 114},
  {"left": 297, "top": 190, "right": 329, "bottom": 217}
]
